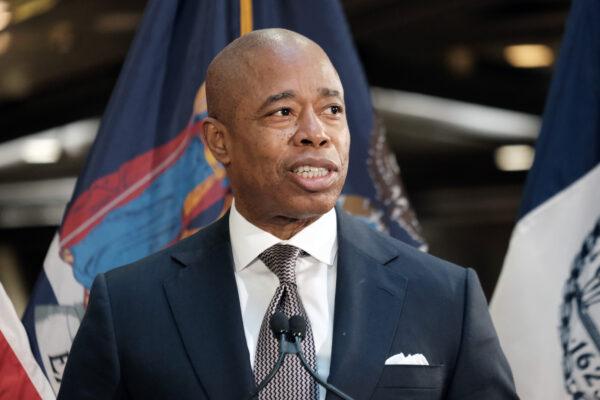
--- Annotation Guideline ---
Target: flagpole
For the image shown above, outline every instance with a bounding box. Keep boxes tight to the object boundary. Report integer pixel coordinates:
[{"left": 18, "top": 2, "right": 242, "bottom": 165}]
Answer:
[{"left": 240, "top": 0, "right": 253, "bottom": 35}]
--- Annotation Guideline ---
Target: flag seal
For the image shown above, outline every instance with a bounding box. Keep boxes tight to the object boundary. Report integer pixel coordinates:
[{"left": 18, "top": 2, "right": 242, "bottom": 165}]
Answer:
[{"left": 561, "top": 216, "right": 600, "bottom": 398}]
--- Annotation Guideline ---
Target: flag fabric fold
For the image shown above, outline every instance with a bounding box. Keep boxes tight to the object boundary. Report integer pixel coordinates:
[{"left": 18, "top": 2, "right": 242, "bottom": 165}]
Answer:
[
  {"left": 23, "top": 0, "right": 424, "bottom": 393},
  {"left": 1, "top": 283, "right": 55, "bottom": 400},
  {"left": 490, "top": 0, "right": 600, "bottom": 398}
]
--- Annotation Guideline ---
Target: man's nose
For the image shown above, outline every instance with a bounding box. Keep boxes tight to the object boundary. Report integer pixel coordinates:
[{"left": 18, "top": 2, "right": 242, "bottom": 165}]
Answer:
[{"left": 293, "top": 109, "right": 329, "bottom": 147}]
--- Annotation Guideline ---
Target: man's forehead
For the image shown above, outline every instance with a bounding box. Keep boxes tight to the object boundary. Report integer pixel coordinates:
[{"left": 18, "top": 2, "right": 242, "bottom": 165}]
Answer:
[
  {"left": 248, "top": 62, "right": 344, "bottom": 110},
  {"left": 238, "top": 43, "right": 342, "bottom": 88},
  {"left": 241, "top": 40, "right": 330, "bottom": 72}
]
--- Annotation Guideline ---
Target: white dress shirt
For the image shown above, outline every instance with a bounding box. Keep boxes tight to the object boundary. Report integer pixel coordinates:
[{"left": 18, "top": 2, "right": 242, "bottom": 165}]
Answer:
[{"left": 229, "top": 202, "right": 338, "bottom": 400}]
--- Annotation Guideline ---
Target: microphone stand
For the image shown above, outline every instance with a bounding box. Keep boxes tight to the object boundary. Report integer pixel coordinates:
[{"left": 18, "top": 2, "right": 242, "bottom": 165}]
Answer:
[
  {"left": 246, "top": 351, "right": 285, "bottom": 399},
  {"left": 246, "top": 314, "right": 355, "bottom": 400},
  {"left": 291, "top": 337, "right": 355, "bottom": 400}
]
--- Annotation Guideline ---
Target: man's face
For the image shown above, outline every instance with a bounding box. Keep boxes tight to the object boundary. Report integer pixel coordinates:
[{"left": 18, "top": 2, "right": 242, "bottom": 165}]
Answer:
[{"left": 223, "top": 45, "right": 350, "bottom": 223}]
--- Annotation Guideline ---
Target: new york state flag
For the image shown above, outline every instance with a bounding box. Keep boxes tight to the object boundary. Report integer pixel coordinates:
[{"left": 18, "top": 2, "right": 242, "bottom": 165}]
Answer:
[{"left": 22, "top": 0, "right": 424, "bottom": 394}]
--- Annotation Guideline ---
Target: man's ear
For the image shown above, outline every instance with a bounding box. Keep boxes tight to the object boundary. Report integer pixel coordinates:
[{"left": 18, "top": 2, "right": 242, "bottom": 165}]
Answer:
[{"left": 202, "top": 117, "right": 231, "bottom": 165}]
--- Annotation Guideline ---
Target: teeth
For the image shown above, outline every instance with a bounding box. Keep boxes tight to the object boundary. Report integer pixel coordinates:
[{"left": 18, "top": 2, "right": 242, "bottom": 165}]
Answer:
[{"left": 293, "top": 165, "right": 329, "bottom": 178}]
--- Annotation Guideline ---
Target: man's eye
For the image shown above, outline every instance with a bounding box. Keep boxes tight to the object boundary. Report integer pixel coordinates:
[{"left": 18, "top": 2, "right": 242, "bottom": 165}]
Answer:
[
  {"left": 328, "top": 105, "right": 342, "bottom": 115},
  {"left": 273, "top": 108, "right": 291, "bottom": 116}
]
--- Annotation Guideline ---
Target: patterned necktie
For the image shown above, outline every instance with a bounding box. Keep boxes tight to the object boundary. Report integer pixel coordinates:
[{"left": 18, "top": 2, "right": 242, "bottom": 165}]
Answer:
[{"left": 253, "top": 244, "right": 318, "bottom": 399}]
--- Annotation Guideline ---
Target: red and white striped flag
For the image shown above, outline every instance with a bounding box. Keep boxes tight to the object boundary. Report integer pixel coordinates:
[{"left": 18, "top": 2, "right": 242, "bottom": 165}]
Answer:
[{"left": 0, "top": 283, "right": 54, "bottom": 400}]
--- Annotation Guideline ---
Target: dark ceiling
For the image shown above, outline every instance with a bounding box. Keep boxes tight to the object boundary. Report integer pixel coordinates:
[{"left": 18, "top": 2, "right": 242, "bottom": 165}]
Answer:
[
  {"left": 0, "top": 0, "right": 569, "bottom": 144},
  {"left": 0, "top": 0, "right": 145, "bottom": 142},
  {"left": 349, "top": 0, "right": 568, "bottom": 115}
]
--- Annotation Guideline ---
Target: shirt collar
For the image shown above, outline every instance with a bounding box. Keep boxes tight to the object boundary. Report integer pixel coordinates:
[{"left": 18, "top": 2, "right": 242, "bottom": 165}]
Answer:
[{"left": 228, "top": 201, "right": 338, "bottom": 271}]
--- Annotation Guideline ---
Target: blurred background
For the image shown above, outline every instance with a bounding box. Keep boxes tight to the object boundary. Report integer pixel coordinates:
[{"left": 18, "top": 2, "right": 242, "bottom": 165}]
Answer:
[{"left": 0, "top": 0, "right": 568, "bottom": 315}]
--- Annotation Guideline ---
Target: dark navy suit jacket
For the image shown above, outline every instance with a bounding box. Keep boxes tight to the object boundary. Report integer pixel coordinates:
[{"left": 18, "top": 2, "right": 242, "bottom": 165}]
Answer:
[{"left": 58, "top": 210, "right": 518, "bottom": 399}]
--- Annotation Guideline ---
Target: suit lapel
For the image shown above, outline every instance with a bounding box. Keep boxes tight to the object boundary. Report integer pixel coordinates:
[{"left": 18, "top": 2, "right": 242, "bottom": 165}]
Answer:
[
  {"left": 162, "top": 217, "right": 255, "bottom": 399},
  {"left": 326, "top": 212, "right": 408, "bottom": 400}
]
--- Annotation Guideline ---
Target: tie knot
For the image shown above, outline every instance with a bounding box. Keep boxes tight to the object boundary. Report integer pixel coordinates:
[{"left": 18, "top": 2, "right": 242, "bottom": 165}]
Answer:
[{"left": 259, "top": 244, "right": 303, "bottom": 284}]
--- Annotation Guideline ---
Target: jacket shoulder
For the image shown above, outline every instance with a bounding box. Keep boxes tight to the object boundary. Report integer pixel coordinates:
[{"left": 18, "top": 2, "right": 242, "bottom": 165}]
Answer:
[
  {"left": 338, "top": 210, "right": 468, "bottom": 288},
  {"left": 102, "top": 215, "right": 229, "bottom": 290}
]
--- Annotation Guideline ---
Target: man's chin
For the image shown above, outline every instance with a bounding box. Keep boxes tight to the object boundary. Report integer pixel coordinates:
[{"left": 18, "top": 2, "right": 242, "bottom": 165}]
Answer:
[{"left": 283, "top": 195, "right": 338, "bottom": 220}]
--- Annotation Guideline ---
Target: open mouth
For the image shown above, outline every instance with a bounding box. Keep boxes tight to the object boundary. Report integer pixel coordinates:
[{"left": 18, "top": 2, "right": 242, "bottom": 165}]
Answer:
[
  {"left": 292, "top": 165, "right": 330, "bottom": 178},
  {"left": 287, "top": 158, "right": 339, "bottom": 192}
]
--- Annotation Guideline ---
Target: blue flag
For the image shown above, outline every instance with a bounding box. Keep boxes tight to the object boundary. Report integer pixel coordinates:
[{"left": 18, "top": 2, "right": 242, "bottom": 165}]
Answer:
[
  {"left": 491, "top": 0, "right": 600, "bottom": 398},
  {"left": 24, "top": 0, "right": 424, "bottom": 393}
]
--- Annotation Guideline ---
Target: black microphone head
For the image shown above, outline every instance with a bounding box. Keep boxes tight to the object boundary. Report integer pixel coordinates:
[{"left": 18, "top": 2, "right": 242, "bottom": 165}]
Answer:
[
  {"left": 270, "top": 311, "right": 289, "bottom": 339},
  {"left": 288, "top": 315, "right": 307, "bottom": 340}
]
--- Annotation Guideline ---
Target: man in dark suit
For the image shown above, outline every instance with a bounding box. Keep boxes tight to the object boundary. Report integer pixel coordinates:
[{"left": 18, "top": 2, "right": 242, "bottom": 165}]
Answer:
[{"left": 58, "top": 29, "right": 518, "bottom": 399}]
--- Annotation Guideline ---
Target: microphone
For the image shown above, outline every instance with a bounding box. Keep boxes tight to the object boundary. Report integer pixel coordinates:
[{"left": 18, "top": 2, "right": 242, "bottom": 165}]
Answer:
[
  {"left": 270, "top": 311, "right": 288, "bottom": 340},
  {"left": 289, "top": 315, "right": 355, "bottom": 400},
  {"left": 288, "top": 315, "right": 307, "bottom": 341},
  {"left": 246, "top": 311, "right": 290, "bottom": 400}
]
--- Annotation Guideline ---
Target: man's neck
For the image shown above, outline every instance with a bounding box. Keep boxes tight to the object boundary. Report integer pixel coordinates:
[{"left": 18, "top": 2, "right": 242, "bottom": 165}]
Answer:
[{"left": 233, "top": 202, "right": 320, "bottom": 240}]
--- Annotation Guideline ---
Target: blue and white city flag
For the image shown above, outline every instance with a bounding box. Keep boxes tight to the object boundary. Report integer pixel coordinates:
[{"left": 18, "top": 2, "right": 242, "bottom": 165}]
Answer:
[{"left": 490, "top": 0, "right": 600, "bottom": 398}]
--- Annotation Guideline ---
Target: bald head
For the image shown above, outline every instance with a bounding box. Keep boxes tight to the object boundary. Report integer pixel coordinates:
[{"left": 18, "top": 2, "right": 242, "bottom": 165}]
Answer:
[{"left": 205, "top": 28, "right": 335, "bottom": 124}]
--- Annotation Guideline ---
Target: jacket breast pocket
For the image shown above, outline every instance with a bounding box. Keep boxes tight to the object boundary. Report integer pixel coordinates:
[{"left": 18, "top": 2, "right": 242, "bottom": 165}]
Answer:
[{"left": 372, "top": 365, "right": 445, "bottom": 400}]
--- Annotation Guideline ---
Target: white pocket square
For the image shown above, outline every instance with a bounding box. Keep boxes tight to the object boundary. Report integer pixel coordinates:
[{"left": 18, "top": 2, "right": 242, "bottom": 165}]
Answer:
[{"left": 385, "top": 352, "right": 429, "bottom": 366}]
